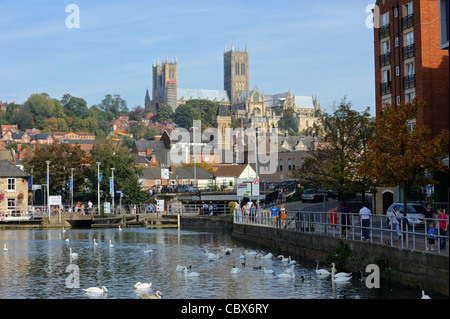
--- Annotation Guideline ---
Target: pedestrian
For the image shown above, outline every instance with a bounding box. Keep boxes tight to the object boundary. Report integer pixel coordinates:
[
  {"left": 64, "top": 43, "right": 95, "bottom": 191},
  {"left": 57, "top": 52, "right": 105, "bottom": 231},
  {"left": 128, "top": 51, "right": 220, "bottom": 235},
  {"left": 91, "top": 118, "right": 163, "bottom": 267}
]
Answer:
[
  {"left": 280, "top": 204, "right": 286, "bottom": 228},
  {"left": 270, "top": 204, "right": 278, "bottom": 226},
  {"left": 387, "top": 206, "right": 402, "bottom": 243},
  {"left": 88, "top": 200, "right": 93, "bottom": 214},
  {"left": 359, "top": 204, "right": 371, "bottom": 240},
  {"left": 250, "top": 203, "right": 257, "bottom": 223},
  {"left": 436, "top": 208, "right": 448, "bottom": 251},
  {"left": 234, "top": 201, "right": 240, "bottom": 221},
  {"left": 427, "top": 222, "right": 437, "bottom": 251},
  {"left": 423, "top": 204, "right": 436, "bottom": 232},
  {"left": 340, "top": 202, "right": 351, "bottom": 238}
]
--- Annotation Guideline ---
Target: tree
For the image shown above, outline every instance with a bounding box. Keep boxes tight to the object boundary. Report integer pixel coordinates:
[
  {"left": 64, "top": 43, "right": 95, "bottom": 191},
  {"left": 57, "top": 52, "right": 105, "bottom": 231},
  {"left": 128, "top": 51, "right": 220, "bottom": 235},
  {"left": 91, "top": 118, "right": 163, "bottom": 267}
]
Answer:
[
  {"left": 277, "top": 112, "right": 298, "bottom": 135},
  {"left": 99, "top": 94, "right": 128, "bottom": 117},
  {"left": 22, "top": 143, "right": 89, "bottom": 196},
  {"left": 63, "top": 96, "right": 90, "bottom": 119},
  {"left": 173, "top": 104, "right": 193, "bottom": 129},
  {"left": 24, "top": 93, "right": 55, "bottom": 127},
  {"left": 291, "top": 98, "right": 376, "bottom": 205},
  {"left": 359, "top": 99, "right": 449, "bottom": 216},
  {"left": 89, "top": 143, "right": 146, "bottom": 205},
  {"left": 155, "top": 103, "right": 173, "bottom": 123}
]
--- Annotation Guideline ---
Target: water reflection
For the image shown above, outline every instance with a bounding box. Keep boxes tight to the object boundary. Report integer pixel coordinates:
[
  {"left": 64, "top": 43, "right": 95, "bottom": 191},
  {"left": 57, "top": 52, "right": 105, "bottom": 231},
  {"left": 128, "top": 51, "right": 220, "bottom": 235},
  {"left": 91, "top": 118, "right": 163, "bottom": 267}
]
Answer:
[{"left": 0, "top": 228, "right": 420, "bottom": 299}]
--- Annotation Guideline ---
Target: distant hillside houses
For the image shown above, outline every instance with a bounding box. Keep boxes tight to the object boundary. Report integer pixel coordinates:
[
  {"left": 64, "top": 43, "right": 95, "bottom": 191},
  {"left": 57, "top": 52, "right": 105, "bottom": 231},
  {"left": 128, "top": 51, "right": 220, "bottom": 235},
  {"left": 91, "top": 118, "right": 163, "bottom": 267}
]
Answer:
[{"left": 0, "top": 125, "right": 97, "bottom": 156}]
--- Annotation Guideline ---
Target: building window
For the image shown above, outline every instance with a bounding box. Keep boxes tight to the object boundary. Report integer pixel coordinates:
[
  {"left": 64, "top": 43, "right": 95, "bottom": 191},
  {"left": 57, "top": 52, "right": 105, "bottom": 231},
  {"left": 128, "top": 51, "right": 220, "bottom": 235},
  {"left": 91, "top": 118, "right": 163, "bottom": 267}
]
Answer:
[
  {"left": 380, "top": 41, "right": 390, "bottom": 66},
  {"left": 396, "top": 66, "right": 400, "bottom": 76},
  {"left": 288, "top": 159, "right": 292, "bottom": 171},
  {"left": 440, "top": 0, "right": 449, "bottom": 49},
  {"left": 7, "top": 178, "right": 16, "bottom": 191},
  {"left": 279, "top": 159, "right": 283, "bottom": 171},
  {"left": 7, "top": 198, "right": 16, "bottom": 211},
  {"left": 395, "top": 37, "right": 399, "bottom": 47},
  {"left": 406, "top": 91, "right": 415, "bottom": 103},
  {"left": 380, "top": 12, "right": 390, "bottom": 38},
  {"left": 380, "top": 69, "right": 391, "bottom": 95},
  {"left": 292, "top": 158, "right": 296, "bottom": 170},
  {"left": 396, "top": 96, "right": 401, "bottom": 105},
  {"left": 241, "top": 63, "right": 245, "bottom": 75},
  {"left": 404, "top": 62, "right": 415, "bottom": 89},
  {"left": 402, "top": 2, "right": 414, "bottom": 29}
]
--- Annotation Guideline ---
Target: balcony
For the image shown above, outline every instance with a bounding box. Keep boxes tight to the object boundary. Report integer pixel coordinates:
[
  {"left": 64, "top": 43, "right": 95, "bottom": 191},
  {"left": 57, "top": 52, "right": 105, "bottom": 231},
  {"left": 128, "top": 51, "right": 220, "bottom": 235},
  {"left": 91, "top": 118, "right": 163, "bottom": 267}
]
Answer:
[
  {"left": 379, "top": 52, "right": 391, "bottom": 67},
  {"left": 402, "top": 44, "right": 414, "bottom": 59},
  {"left": 402, "top": 14, "right": 414, "bottom": 29},
  {"left": 403, "top": 75, "right": 415, "bottom": 89},
  {"left": 379, "top": 24, "right": 390, "bottom": 39},
  {"left": 380, "top": 81, "right": 392, "bottom": 95}
]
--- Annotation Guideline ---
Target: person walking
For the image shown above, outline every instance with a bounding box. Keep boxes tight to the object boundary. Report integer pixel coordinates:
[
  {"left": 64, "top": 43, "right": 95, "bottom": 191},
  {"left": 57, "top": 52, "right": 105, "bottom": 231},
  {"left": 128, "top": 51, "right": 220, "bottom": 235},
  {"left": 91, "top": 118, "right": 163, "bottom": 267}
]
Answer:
[
  {"left": 270, "top": 204, "right": 278, "bottom": 227},
  {"left": 279, "top": 204, "right": 286, "bottom": 228},
  {"left": 387, "top": 206, "right": 402, "bottom": 243},
  {"left": 427, "top": 222, "right": 437, "bottom": 251},
  {"left": 359, "top": 204, "right": 371, "bottom": 241},
  {"left": 436, "top": 208, "right": 448, "bottom": 251}
]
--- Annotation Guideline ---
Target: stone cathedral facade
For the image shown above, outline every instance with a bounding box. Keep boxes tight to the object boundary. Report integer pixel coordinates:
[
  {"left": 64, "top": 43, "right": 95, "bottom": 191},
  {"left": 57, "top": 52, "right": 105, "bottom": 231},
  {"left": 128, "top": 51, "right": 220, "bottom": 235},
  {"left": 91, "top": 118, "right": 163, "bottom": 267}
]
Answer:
[{"left": 145, "top": 45, "right": 321, "bottom": 134}]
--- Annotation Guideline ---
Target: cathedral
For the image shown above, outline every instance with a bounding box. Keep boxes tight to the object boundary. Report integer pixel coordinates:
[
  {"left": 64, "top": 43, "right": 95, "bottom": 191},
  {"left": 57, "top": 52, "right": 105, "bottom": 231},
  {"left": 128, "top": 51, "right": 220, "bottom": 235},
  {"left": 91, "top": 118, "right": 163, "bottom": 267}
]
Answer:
[{"left": 145, "top": 44, "right": 321, "bottom": 134}]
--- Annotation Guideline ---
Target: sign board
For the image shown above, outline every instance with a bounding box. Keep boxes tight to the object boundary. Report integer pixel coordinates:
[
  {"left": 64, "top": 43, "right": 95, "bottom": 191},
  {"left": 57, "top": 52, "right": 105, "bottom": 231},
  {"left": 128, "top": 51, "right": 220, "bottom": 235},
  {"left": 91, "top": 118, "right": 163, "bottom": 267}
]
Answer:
[
  {"left": 161, "top": 168, "right": 169, "bottom": 180},
  {"left": 237, "top": 180, "right": 252, "bottom": 197},
  {"left": 103, "top": 202, "right": 111, "bottom": 214},
  {"left": 157, "top": 200, "right": 165, "bottom": 212},
  {"left": 237, "top": 179, "right": 259, "bottom": 197},
  {"left": 49, "top": 195, "right": 62, "bottom": 206}
]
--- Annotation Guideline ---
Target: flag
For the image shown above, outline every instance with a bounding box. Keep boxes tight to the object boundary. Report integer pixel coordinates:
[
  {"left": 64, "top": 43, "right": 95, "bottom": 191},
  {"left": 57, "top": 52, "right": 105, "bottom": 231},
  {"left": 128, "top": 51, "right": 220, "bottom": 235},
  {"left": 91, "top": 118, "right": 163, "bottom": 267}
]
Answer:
[{"left": 98, "top": 173, "right": 103, "bottom": 182}]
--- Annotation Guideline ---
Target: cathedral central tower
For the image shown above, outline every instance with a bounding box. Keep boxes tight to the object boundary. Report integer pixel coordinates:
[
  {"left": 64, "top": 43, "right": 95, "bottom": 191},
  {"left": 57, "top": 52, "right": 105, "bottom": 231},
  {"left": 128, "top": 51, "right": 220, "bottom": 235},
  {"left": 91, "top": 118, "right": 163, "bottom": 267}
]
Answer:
[{"left": 224, "top": 43, "right": 249, "bottom": 104}]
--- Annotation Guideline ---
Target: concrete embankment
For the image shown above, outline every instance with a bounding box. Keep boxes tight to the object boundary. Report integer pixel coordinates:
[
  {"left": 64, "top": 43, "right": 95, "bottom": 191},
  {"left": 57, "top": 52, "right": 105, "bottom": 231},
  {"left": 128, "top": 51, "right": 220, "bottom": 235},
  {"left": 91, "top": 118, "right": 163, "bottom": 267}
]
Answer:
[{"left": 232, "top": 223, "right": 449, "bottom": 297}]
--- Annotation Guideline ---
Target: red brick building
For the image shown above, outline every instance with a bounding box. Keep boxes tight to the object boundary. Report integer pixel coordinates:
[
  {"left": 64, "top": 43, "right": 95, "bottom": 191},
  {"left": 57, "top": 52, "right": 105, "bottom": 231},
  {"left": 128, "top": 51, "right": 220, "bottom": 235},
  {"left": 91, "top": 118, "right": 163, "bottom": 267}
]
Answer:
[{"left": 374, "top": 0, "right": 449, "bottom": 138}]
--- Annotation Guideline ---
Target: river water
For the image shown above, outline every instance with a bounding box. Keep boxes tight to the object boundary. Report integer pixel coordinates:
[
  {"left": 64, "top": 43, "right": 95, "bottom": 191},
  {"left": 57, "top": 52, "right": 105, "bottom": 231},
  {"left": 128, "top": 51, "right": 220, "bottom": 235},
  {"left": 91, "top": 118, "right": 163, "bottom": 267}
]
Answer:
[{"left": 0, "top": 228, "right": 422, "bottom": 299}]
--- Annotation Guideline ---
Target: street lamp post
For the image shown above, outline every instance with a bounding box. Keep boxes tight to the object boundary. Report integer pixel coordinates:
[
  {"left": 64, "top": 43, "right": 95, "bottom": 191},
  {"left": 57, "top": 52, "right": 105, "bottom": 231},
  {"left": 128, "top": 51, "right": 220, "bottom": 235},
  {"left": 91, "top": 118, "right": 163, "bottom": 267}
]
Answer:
[
  {"left": 111, "top": 167, "right": 115, "bottom": 214},
  {"left": 96, "top": 162, "right": 101, "bottom": 215},
  {"left": 70, "top": 168, "right": 74, "bottom": 212},
  {"left": 45, "top": 160, "right": 50, "bottom": 219}
]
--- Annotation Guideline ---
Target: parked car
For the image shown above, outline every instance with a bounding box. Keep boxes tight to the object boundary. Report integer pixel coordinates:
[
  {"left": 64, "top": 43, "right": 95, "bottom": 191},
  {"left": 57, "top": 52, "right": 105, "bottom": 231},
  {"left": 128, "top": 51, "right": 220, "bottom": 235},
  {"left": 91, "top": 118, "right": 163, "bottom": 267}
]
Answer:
[
  {"left": 301, "top": 189, "right": 327, "bottom": 203},
  {"left": 386, "top": 203, "right": 426, "bottom": 228}
]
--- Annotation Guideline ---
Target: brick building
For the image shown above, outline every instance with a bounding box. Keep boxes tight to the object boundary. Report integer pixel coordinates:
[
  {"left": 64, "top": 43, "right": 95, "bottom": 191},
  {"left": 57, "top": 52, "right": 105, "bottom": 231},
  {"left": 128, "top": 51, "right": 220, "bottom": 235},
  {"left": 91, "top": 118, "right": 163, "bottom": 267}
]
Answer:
[
  {"left": 374, "top": 0, "right": 449, "bottom": 138},
  {"left": 373, "top": 0, "right": 449, "bottom": 214}
]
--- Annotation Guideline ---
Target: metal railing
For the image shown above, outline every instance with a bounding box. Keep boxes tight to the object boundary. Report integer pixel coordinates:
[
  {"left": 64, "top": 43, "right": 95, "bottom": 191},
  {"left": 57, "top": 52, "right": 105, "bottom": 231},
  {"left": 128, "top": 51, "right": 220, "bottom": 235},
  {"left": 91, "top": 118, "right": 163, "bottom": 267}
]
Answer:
[{"left": 234, "top": 210, "right": 449, "bottom": 255}]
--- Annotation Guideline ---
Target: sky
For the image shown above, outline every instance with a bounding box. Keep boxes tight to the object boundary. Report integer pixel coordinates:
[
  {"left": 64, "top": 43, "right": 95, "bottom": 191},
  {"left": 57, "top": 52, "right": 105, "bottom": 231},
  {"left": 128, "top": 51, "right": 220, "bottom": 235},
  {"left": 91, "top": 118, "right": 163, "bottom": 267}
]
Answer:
[{"left": 0, "top": 0, "right": 376, "bottom": 115}]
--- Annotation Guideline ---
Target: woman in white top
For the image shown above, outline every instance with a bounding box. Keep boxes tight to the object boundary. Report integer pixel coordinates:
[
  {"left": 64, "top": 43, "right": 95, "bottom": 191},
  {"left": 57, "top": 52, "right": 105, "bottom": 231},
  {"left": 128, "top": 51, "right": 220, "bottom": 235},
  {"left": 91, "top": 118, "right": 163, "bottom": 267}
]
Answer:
[{"left": 387, "top": 206, "right": 402, "bottom": 241}]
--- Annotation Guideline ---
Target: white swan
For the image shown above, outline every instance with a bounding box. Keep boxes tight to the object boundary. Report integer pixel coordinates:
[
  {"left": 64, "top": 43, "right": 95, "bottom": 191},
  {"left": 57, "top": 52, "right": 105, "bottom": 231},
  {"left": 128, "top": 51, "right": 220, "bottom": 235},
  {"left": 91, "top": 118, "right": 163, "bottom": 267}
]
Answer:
[
  {"left": 133, "top": 282, "right": 152, "bottom": 290},
  {"left": 83, "top": 286, "right": 107, "bottom": 294},
  {"left": 263, "top": 253, "right": 273, "bottom": 259},
  {"left": 289, "top": 257, "right": 297, "bottom": 265},
  {"left": 139, "top": 290, "right": 163, "bottom": 299},
  {"left": 144, "top": 245, "right": 153, "bottom": 253},
  {"left": 109, "top": 240, "right": 114, "bottom": 248},
  {"left": 204, "top": 249, "right": 219, "bottom": 261},
  {"left": 65, "top": 238, "right": 70, "bottom": 244},
  {"left": 94, "top": 238, "right": 98, "bottom": 246},
  {"left": 118, "top": 225, "right": 122, "bottom": 231},
  {"left": 230, "top": 264, "right": 241, "bottom": 274},
  {"left": 62, "top": 227, "right": 66, "bottom": 233},
  {"left": 331, "top": 265, "right": 352, "bottom": 282},
  {"left": 331, "top": 263, "right": 352, "bottom": 277},
  {"left": 421, "top": 290, "right": 431, "bottom": 299},
  {"left": 245, "top": 250, "right": 257, "bottom": 256},
  {"left": 277, "top": 271, "right": 295, "bottom": 279},
  {"left": 69, "top": 247, "right": 78, "bottom": 259},
  {"left": 2, "top": 244, "right": 7, "bottom": 251},
  {"left": 315, "top": 261, "right": 331, "bottom": 276},
  {"left": 284, "top": 264, "right": 295, "bottom": 274},
  {"left": 277, "top": 255, "right": 289, "bottom": 263},
  {"left": 175, "top": 265, "right": 191, "bottom": 272},
  {"left": 183, "top": 266, "right": 199, "bottom": 277},
  {"left": 263, "top": 267, "right": 275, "bottom": 275}
]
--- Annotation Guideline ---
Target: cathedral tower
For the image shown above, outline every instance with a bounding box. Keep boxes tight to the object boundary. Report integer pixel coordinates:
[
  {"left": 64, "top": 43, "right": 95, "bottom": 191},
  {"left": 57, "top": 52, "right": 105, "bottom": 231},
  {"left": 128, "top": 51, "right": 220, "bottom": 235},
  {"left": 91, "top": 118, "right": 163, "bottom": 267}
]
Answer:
[
  {"left": 224, "top": 43, "right": 249, "bottom": 104},
  {"left": 150, "top": 57, "right": 178, "bottom": 112}
]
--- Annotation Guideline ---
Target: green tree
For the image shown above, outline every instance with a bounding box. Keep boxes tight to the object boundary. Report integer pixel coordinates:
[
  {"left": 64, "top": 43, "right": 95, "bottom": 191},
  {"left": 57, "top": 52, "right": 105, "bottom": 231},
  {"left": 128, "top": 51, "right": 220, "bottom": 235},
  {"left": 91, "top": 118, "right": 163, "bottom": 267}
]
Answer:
[
  {"left": 155, "top": 103, "right": 173, "bottom": 123},
  {"left": 22, "top": 143, "right": 89, "bottom": 195},
  {"left": 64, "top": 96, "right": 90, "bottom": 119},
  {"left": 24, "top": 93, "right": 55, "bottom": 127},
  {"left": 359, "top": 99, "right": 449, "bottom": 215},
  {"left": 292, "top": 98, "right": 376, "bottom": 205},
  {"left": 89, "top": 143, "right": 146, "bottom": 205},
  {"left": 173, "top": 104, "right": 194, "bottom": 129},
  {"left": 99, "top": 94, "right": 128, "bottom": 117},
  {"left": 277, "top": 113, "right": 298, "bottom": 135}
]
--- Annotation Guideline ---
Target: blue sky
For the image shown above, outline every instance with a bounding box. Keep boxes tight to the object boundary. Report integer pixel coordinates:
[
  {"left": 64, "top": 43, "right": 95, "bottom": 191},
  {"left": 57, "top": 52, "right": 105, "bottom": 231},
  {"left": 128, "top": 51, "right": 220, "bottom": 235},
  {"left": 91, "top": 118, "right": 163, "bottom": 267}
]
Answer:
[{"left": 0, "top": 0, "right": 376, "bottom": 115}]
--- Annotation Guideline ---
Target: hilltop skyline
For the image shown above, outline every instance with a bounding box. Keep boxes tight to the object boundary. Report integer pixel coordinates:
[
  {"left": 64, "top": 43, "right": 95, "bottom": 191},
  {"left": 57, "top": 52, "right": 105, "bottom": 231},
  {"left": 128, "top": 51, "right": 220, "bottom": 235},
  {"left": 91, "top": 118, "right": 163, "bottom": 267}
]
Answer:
[{"left": 0, "top": 1, "right": 376, "bottom": 114}]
